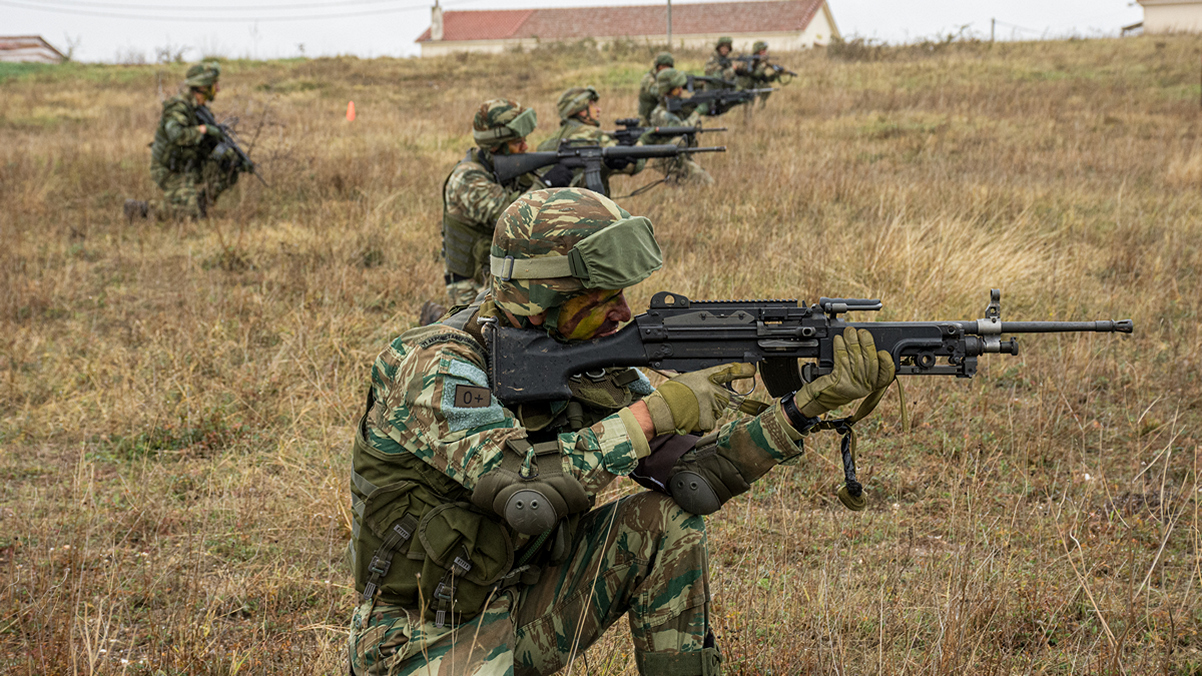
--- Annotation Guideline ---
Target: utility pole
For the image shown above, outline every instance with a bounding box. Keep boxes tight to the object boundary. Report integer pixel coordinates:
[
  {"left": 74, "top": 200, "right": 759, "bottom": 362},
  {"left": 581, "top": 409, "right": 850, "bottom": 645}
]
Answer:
[
  {"left": 666, "top": 0, "right": 673, "bottom": 47},
  {"left": 991, "top": 18, "right": 995, "bottom": 42}
]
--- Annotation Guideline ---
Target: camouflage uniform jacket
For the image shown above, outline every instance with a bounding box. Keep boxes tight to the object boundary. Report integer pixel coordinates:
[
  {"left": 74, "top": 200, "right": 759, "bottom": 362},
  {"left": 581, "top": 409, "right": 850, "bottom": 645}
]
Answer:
[
  {"left": 352, "top": 302, "right": 808, "bottom": 595},
  {"left": 637, "top": 69, "right": 660, "bottom": 125},
  {"left": 442, "top": 149, "right": 524, "bottom": 281},
  {"left": 644, "top": 102, "right": 704, "bottom": 144},
  {"left": 704, "top": 51, "right": 736, "bottom": 82},
  {"left": 150, "top": 92, "right": 211, "bottom": 173},
  {"left": 536, "top": 119, "right": 642, "bottom": 195}
]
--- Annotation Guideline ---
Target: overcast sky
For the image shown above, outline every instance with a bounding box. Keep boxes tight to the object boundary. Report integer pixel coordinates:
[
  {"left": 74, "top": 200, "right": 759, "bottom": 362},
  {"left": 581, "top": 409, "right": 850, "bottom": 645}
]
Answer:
[{"left": 2, "top": 0, "right": 1144, "bottom": 63}]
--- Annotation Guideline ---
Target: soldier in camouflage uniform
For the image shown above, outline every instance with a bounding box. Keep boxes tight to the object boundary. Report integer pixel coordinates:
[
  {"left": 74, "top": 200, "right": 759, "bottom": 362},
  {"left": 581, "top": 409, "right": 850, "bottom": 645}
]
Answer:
[
  {"left": 703, "top": 37, "right": 736, "bottom": 83},
  {"left": 125, "top": 61, "right": 249, "bottom": 221},
  {"left": 638, "top": 52, "right": 675, "bottom": 125},
  {"left": 537, "top": 86, "right": 645, "bottom": 196},
  {"left": 440, "top": 99, "right": 542, "bottom": 308},
  {"left": 347, "top": 186, "right": 895, "bottom": 675},
  {"left": 644, "top": 69, "right": 714, "bottom": 186},
  {"left": 735, "top": 41, "right": 781, "bottom": 106}
]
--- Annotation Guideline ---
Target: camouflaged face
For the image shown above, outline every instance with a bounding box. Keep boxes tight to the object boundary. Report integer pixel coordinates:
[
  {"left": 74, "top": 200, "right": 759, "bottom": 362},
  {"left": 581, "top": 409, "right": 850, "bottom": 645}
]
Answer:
[
  {"left": 656, "top": 68, "right": 688, "bottom": 97},
  {"left": 185, "top": 61, "right": 220, "bottom": 87},
  {"left": 491, "top": 188, "right": 630, "bottom": 317},
  {"left": 472, "top": 98, "right": 531, "bottom": 150},
  {"left": 654, "top": 51, "right": 675, "bottom": 67},
  {"left": 556, "top": 86, "right": 599, "bottom": 121}
]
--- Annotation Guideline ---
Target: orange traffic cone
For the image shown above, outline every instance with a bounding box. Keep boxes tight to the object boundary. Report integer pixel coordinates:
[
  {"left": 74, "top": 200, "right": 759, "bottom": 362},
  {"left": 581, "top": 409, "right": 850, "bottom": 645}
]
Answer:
[{"left": 346, "top": 101, "right": 356, "bottom": 122}]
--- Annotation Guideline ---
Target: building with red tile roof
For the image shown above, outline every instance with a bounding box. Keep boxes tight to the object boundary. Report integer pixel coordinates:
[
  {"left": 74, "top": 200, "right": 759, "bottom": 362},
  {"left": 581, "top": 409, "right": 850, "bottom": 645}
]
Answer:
[
  {"left": 0, "top": 36, "right": 66, "bottom": 64},
  {"left": 416, "top": 0, "right": 838, "bottom": 56}
]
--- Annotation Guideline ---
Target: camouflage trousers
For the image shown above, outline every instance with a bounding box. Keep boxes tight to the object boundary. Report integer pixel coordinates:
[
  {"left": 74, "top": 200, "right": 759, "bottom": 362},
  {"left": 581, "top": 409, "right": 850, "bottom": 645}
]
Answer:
[
  {"left": 149, "top": 160, "right": 239, "bottom": 219},
  {"left": 349, "top": 491, "right": 717, "bottom": 675}
]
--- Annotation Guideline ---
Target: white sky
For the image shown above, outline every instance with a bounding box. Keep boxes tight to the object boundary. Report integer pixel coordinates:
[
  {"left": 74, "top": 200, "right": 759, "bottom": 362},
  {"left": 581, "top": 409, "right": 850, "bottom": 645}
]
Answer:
[{"left": 2, "top": 0, "right": 1145, "bottom": 63}]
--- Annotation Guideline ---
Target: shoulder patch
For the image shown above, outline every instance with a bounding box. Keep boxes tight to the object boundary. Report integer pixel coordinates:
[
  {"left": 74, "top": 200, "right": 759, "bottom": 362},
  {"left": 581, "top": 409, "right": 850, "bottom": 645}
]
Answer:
[
  {"left": 418, "top": 332, "right": 485, "bottom": 354},
  {"left": 453, "top": 384, "right": 492, "bottom": 409}
]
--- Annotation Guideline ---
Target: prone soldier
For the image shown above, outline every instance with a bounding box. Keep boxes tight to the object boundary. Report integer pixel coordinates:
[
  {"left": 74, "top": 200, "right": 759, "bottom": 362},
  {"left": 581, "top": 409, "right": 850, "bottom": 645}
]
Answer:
[
  {"left": 125, "top": 61, "right": 252, "bottom": 221},
  {"left": 347, "top": 186, "right": 894, "bottom": 675},
  {"left": 537, "top": 86, "right": 645, "bottom": 196}
]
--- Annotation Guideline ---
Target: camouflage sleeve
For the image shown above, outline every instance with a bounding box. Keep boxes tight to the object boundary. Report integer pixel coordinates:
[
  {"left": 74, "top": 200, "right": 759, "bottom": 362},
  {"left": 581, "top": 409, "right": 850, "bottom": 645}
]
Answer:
[
  {"left": 162, "top": 99, "right": 205, "bottom": 147},
  {"left": 714, "top": 402, "right": 807, "bottom": 465},
  {"left": 363, "top": 331, "right": 643, "bottom": 500},
  {"left": 444, "top": 163, "right": 513, "bottom": 232}
]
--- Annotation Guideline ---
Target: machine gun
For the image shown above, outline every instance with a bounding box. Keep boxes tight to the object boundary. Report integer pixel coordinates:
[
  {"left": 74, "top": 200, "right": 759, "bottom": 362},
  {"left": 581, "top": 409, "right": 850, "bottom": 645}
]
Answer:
[
  {"left": 665, "top": 88, "right": 775, "bottom": 117},
  {"left": 487, "top": 289, "right": 1132, "bottom": 405},
  {"left": 608, "top": 118, "right": 727, "bottom": 147},
  {"left": 492, "top": 143, "right": 725, "bottom": 196},
  {"left": 194, "top": 106, "right": 269, "bottom": 187},
  {"left": 487, "top": 289, "right": 1131, "bottom": 508},
  {"left": 733, "top": 55, "right": 798, "bottom": 83}
]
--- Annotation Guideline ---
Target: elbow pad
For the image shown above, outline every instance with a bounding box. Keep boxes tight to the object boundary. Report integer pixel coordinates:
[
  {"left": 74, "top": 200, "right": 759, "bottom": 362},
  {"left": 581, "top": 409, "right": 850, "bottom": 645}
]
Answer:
[{"left": 471, "top": 439, "right": 592, "bottom": 535}]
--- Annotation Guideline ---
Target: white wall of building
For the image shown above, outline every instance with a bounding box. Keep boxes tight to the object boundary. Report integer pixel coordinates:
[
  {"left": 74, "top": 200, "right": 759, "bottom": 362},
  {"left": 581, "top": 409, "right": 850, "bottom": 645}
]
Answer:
[{"left": 1141, "top": 1, "right": 1202, "bottom": 33}]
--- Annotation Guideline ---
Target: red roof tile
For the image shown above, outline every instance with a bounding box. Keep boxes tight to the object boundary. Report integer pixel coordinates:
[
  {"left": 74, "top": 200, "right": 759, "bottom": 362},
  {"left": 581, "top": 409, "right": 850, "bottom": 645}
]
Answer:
[
  {"left": 417, "top": 0, "right": 824, "bottom": 43},
  {"left": 415, "top": 8, "right": 536, "bottom": 42}
]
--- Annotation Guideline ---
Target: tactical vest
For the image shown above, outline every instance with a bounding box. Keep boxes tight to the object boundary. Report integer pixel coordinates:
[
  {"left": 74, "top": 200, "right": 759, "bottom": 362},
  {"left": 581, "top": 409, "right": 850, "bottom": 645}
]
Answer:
[
  {"left": 441, "top": 149, "right": 499, "bottom": 281},
  {"left": 350, "top": 309, "right": 650, "bottom": 626},
  {"left": 150, "top": 94, "right": 205, "bottom": 173}
]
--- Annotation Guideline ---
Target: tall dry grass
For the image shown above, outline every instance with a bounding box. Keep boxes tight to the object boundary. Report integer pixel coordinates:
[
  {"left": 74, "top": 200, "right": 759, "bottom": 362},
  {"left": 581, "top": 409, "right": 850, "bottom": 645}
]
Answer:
[{"left": 1, "top": 36, "right": 1199, "bottom": 674}]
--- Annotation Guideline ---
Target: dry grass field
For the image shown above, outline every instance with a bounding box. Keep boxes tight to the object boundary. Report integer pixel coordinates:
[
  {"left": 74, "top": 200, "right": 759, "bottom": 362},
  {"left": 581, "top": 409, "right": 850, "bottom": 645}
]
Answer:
[{"left": 1, "top": 35, "right": 1200, "bottom": 675}]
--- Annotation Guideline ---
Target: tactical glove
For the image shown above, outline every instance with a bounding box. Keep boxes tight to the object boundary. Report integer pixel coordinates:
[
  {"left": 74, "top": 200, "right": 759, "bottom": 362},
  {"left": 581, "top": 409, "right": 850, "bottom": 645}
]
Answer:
[
  {"left": 644, "top": 363, "right": 757, "bottom": 436},
  {"left": 795, "top": 327, "right": 895, "bottom": 418}
]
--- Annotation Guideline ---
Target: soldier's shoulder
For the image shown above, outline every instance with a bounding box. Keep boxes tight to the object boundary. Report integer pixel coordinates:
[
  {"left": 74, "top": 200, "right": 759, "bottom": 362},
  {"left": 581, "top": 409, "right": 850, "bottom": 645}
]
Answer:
[
  {"left": 375, "top": 324, "right": 488, "bottom": 385},
  {"left": 162, "top": 94, "right": 193, "bottom": 112}
]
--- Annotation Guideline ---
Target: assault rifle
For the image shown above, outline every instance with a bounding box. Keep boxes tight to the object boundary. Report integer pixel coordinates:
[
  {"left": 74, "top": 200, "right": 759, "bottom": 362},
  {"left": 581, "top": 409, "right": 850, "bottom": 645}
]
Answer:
[
  {"left": 487, "top": 289, "right": 1132, "bottom": 404},
  {"left": 609, "top": 118, "right": 727, "bottom": 147},
  {"left": 492, "top": 143, "right": 725, "bottom": 196},
  {"left": 665, "top": 88, "right": 775, "bottom": 117},
  {"left": 686, "top": 74, "right": 735, "bottom": 92},
  {"left": 733, "top": 55, "right": 798, "bottom": 80},
  {"left": 194, "top": 106, "right": 269, "bottom": 187}
]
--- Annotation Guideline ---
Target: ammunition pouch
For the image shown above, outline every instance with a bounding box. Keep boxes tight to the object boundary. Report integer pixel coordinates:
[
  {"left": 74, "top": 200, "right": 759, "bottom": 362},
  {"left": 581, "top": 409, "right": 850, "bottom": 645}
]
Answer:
[{"left": 350, "top": 429, "right": 517, "bottom": 627}]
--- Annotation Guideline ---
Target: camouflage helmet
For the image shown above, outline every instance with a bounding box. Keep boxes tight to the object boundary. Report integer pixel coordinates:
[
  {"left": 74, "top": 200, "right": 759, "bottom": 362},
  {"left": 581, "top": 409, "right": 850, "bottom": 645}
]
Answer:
[
  {"left": 556, "top": 86, "right": 600, "bottom": 121},
  {"left": 491, "top": 188, "right": 662, "bottom": 322},
  {"left": 473, "top": 99, "right": 538, "bottom": 150},
  {"left": 752, "top": 40, "right": 769, "bottom": 53},
  {"left": 655, "top": 68, "right": 688, "bottom": 98},
  {"left": 654, "top": 51, "right": 675, "bottom": 68},
  {"left": 716, "top": 36, "right": 733, "bottom": 48},
  {"left": 185, "top": 61, "right": 221, "bottom": 88}
]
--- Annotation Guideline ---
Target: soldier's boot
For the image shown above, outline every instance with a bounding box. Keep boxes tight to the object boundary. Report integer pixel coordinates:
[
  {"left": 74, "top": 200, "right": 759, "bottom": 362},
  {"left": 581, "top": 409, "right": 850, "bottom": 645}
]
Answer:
[
  {"left": 123, "top": 199, "right": 149, "bottom": 223},
  {"left": 418, "top": 300, "right": 447, "bottom": 326}
]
